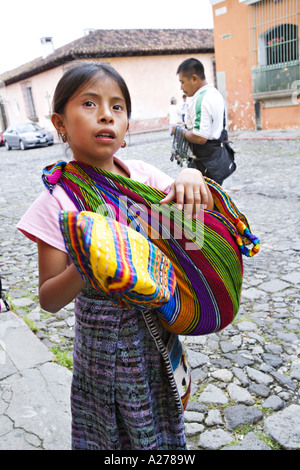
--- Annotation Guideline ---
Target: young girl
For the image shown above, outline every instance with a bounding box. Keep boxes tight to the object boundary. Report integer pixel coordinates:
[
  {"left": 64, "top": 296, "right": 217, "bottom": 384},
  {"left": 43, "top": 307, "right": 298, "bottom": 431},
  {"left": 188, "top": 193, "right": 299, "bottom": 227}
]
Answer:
[{"left": 17, "top": 61, "right": 214, "bottom": 450}]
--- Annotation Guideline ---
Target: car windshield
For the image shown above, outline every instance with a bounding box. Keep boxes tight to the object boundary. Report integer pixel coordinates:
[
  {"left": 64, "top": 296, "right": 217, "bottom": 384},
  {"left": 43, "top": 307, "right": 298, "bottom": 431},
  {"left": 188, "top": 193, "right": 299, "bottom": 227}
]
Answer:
[{"left": 17, "top": 123, "right": 40, "bottom": 133}]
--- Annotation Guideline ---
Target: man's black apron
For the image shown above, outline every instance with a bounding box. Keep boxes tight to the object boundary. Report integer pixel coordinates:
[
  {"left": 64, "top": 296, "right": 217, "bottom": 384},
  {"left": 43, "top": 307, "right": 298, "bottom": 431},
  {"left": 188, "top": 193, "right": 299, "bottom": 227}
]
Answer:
[{"left": 188, "top": 116, "right": 235, "bottom": 186}]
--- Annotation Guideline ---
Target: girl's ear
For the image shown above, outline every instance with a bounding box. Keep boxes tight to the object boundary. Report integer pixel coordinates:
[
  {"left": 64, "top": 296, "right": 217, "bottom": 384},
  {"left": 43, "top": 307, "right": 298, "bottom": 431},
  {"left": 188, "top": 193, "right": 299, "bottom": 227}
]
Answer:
[{"left": 51, "top": 113, "right": 67, "bottom": 134}]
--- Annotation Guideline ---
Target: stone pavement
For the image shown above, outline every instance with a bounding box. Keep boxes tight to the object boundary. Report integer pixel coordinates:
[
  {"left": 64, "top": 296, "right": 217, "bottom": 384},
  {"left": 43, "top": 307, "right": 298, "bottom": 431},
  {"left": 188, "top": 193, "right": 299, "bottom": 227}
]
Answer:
[
  {"left": 0, "top": 310, "right": 72, "bottom": 450},
  {"left": 0, "top": 129, "right": 299, "bottom": 450}
]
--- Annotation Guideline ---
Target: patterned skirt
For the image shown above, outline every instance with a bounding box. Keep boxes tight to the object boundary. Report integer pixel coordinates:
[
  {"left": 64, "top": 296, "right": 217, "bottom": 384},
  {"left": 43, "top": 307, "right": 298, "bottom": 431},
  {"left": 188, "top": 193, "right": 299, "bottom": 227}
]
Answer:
[{"left": 71, "top": 290, "right": 187, "bottom": 450}]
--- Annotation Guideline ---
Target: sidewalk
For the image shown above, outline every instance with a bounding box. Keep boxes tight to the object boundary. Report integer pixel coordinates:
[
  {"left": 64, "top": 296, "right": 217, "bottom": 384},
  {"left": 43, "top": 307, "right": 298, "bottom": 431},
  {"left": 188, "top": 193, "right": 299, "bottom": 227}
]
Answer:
[
  {"left": 128, "top": 126, "right": 300, "bottom": 141},
  {"left": 0, "top": 308, "right": 72, "bottom": 450},
  {"left": 229, "top": 129, "right": 300, "bottom": 140}
]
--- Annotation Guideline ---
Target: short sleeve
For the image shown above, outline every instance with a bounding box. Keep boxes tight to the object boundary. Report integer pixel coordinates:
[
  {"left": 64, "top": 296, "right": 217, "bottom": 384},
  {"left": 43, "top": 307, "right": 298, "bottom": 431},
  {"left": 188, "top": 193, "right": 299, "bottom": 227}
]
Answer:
[
  {"left": 193, "top": 93, "right": 212, "bottom": 139},
  {"left": 192, "top": 88, "right": 225, "bottom": 140},
  {"left": 17, "top": 186, "right": 77, "bottom": 252}
]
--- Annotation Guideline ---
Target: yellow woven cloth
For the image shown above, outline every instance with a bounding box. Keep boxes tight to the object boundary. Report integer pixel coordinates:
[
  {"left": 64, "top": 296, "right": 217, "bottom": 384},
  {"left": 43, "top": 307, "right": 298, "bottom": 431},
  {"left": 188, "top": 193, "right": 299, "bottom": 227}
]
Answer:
[{"left": 60, "top": 211, "right": 176, "bottom": 309}]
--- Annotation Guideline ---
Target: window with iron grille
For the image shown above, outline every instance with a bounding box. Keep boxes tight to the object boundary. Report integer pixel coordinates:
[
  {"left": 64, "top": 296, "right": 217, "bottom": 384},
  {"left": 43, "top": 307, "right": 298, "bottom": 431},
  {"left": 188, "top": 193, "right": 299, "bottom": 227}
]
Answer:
[{"left": 249, "top": 0, "right": 300, "bottom": 94}]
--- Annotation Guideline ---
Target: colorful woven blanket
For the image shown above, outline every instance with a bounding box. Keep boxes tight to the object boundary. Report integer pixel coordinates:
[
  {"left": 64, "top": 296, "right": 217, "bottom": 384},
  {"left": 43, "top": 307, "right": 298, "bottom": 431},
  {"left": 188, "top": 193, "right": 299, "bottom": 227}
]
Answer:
[
  {"left": 42, "top": 160, "right": 260, "bottom": 336},
  {"left": 59, "top": 210, "right": 176, "bottom": 309}
]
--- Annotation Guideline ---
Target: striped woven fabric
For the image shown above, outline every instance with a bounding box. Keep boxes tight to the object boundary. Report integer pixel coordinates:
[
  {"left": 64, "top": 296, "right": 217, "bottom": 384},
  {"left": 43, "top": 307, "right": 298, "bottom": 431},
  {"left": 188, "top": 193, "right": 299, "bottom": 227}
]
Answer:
[
  {"left": 59, "top": 210, "right": 176, "bottom": 309},
  {"left": 43, "top": 160, "right": 260, "bottom": 336}
]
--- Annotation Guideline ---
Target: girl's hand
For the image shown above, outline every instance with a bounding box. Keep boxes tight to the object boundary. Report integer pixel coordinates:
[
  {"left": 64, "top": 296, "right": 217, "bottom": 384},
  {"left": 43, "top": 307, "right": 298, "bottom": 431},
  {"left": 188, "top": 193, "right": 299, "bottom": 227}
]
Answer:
[{"left": 160, "top": 168, "right": 214, "bottom": 218}]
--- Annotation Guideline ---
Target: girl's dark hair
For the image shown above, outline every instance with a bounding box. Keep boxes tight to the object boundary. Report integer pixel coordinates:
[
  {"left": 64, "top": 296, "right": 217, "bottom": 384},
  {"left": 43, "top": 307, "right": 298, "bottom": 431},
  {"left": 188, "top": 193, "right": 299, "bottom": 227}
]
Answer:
[
  {"left": 177, "top": 58, "right": 206, "bottom": 80},
  {"left": 52, "top": 61, "right": 132, "bottom": 119}
]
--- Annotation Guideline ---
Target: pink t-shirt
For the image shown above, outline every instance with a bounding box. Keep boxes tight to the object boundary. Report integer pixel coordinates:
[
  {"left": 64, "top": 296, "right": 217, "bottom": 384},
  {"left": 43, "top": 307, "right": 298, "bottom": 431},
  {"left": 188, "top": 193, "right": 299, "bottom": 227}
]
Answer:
[{"left": 17, "top": 157, "right": 174, "bottom": 253}]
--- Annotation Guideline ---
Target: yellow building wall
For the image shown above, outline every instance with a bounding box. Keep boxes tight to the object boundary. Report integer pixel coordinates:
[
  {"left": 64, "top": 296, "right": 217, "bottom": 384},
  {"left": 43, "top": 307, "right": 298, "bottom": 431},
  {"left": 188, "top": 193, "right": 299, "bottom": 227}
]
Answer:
[
  {"left": 212, "top": 0, "right": 255, "bottom": 130},
  {"left": 2, "top": 53, "right": 215, "bottom": 134}
]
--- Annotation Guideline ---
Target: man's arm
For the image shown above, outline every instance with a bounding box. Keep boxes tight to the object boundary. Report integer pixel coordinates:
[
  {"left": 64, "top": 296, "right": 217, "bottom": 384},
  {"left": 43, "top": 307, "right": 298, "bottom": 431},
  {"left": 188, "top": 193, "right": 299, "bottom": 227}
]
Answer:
[
  {"left": 184, "top": 129, "right": 207, "bottom": 146},
  {"left": 170, "top": 126, "right": 207, "bottom": 146}
]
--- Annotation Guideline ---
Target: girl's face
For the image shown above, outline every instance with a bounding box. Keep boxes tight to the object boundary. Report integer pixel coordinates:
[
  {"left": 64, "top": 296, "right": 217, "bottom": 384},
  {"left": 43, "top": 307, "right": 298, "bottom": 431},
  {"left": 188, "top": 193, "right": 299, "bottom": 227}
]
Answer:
[{"left": 52, "top": 75, "right": 129, "bottom": 168}]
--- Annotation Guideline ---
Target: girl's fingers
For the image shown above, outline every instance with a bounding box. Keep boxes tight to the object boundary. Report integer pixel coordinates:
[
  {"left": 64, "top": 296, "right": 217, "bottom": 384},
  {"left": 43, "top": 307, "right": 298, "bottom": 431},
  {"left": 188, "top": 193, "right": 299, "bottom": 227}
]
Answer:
[
  {"left": 192, "top": 190, "right": 202, "bottom": 218},
  {"left": 160, "top": 184, "right": 175, "bottom": 205},
  {"left": 160, "top": 181, "right": 209, "bottom": 218}
]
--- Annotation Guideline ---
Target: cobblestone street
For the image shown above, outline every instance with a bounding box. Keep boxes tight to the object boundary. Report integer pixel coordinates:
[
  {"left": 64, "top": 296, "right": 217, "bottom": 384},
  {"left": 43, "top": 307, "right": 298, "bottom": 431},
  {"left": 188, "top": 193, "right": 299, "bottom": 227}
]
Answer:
[{"left": 0, "top": 130, "right": 300, "bottom": 450}]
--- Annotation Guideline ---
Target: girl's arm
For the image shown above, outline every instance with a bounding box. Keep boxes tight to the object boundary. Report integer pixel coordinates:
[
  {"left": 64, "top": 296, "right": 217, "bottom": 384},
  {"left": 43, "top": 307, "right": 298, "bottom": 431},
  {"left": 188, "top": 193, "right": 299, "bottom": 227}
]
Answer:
[
  {"left": 160, "top": 168, "right": 214, "bottom": 218},
  {"left": 37, "top": 238, "right": 85, "bottom": 313}
]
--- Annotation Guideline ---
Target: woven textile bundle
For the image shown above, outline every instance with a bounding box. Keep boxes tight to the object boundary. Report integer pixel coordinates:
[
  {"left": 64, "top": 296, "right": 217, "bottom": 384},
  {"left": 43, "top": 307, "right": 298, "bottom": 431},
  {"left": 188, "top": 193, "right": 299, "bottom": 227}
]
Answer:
[
  {"left": 59, "top": 210, "right": 176, "bottom": 309},
  {"left": 43, "top": 161, "right": 260, "bottom": 336}
]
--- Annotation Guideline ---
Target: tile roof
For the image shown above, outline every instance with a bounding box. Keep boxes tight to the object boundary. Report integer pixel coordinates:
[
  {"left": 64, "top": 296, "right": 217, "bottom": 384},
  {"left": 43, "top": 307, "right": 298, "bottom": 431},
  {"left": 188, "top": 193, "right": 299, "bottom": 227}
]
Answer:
[{"left": 0, "top": 29, "right": 214, "bottom": 85}]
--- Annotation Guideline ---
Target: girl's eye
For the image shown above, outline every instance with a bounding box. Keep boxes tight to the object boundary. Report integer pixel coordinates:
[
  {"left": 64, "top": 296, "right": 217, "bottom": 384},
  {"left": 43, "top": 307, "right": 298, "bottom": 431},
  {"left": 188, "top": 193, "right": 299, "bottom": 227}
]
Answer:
[
  {"left": 84, "top": 101, "right": 95, "bottom": 107},
  {"left": 113, "top": 104, "right": 124, "bottom": 111}
]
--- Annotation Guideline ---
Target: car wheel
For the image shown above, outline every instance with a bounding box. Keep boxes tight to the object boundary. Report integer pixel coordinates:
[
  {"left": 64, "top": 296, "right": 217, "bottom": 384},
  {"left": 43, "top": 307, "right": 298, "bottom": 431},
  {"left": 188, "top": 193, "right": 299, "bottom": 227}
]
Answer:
[
  {"left": 5, "top": 141, "right": 11, "bottom": 151},
  {"left": 19, "top": 140, "right": 26, "bottom": 151}
]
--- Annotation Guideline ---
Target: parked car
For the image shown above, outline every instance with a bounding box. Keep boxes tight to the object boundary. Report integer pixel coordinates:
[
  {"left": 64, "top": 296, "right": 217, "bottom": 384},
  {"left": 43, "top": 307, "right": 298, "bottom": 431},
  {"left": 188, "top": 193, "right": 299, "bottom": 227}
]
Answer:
[
  {"left": 0, "top": 132, "right": 4, "bottom": 146},
  {"left": 3, "top": 122, "right": 54, "bottom": 150}
]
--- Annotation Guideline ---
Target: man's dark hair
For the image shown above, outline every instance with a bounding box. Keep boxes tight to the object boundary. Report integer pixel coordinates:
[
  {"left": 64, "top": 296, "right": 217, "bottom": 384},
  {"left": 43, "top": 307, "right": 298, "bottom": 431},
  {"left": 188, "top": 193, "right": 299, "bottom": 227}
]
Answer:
[{"left": 177, "top": 58, "right": 206, "bottom": 80}]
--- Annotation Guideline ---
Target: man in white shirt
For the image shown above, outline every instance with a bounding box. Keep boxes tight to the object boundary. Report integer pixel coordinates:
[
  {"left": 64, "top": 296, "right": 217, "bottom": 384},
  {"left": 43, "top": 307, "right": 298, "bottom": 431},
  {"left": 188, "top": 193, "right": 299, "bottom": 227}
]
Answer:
[{"left": 174, "top": 58, "right": 228, "bottom": 184}]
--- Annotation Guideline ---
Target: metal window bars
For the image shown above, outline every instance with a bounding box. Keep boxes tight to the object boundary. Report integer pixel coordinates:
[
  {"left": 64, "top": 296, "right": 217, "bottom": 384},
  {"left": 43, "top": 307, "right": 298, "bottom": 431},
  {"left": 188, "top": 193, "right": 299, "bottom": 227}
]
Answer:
[
  {"left": 248, "top": 0, "right": 300, "bottom": 93},
  {"left": 249, "top": 0, "right": 299, "bottom": 67}
]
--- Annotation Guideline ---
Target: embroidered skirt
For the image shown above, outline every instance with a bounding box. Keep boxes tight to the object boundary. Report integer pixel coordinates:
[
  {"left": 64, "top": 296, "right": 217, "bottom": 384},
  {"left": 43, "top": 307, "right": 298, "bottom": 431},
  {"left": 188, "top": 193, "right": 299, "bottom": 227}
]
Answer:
[{"left": 71, "top": 291, "right": 187, "bottom": 450}]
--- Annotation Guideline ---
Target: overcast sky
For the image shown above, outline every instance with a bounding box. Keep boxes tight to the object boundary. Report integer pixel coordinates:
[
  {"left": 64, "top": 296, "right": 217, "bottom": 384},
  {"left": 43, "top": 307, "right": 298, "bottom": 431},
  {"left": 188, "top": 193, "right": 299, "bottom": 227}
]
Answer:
[{"left": 0, "top": 0, "right": 213, "bottom": 74}]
